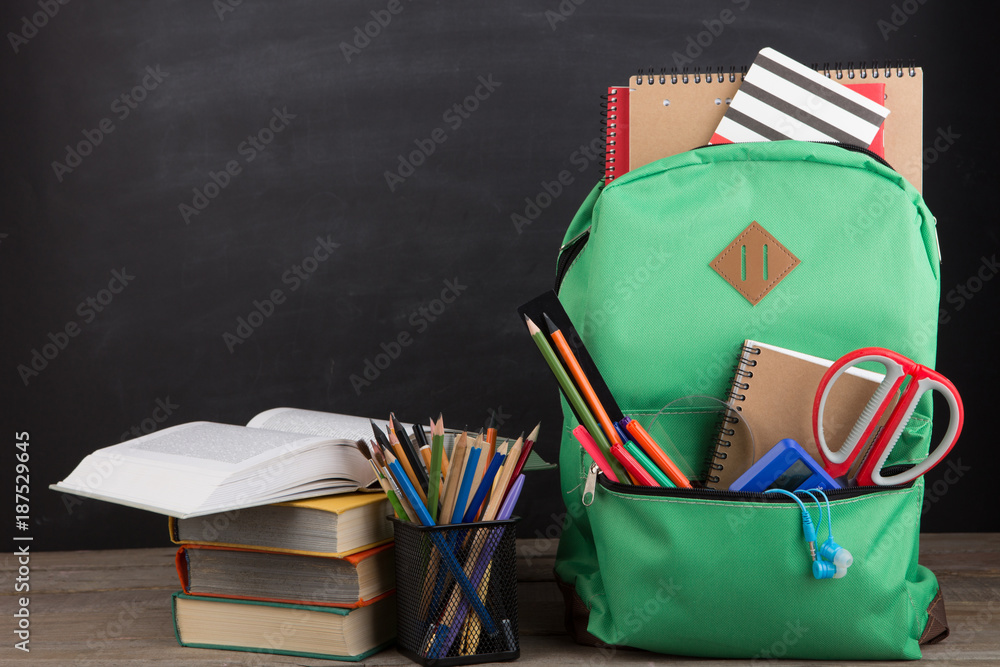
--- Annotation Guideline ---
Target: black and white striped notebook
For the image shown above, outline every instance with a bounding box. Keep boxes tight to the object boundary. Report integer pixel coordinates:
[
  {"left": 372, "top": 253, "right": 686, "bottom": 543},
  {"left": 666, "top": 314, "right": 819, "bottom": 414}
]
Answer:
[{"left": 710, "top": 47, "right": 890, "bottom": 147}]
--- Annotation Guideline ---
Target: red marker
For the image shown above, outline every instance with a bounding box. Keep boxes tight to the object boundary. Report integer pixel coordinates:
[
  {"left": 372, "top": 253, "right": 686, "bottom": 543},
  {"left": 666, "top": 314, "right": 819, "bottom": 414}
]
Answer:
[
  {"left": 611, "top": 443, "right": 657, "bottom": 486},
  {"left": 572, "top": 426, "right": 619, "bottom": 483}
]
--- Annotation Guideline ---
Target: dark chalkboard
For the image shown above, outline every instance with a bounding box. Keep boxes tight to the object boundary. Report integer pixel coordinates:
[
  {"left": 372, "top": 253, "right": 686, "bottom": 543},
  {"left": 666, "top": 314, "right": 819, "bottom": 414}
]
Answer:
[{"left": 1, "top": 0, "right": 995, "bottom": 550}]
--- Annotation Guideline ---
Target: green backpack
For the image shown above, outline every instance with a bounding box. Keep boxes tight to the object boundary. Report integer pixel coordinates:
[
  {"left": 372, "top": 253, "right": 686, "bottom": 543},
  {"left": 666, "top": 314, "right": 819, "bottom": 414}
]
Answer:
[{"left": 552, "top": 141, "right": 948, "bottom": 660}]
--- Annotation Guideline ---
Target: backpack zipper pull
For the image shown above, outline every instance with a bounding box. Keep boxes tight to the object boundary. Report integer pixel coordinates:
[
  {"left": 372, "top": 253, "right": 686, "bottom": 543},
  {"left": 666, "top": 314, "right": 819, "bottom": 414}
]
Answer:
[{"left": 583, "top": 462, "right": 599, "bottom": 506}]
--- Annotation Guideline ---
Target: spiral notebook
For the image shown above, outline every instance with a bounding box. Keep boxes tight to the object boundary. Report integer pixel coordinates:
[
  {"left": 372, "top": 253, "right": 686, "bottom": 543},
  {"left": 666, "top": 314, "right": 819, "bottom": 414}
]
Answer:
[
  {"left": 706, "top": 340, "right": 884, "bottom": 490},
  {"left": 603, "top": 62, "right": 922, "bottom": 191},
  {"left": 603, "top": 86, "right": 630, "bottom": 183}
]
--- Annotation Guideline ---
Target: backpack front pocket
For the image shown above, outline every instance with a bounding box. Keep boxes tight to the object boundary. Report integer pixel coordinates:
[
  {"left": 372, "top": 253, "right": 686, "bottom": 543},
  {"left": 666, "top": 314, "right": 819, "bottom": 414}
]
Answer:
[{"left": 583, "top": 475, "right": 936, "bottom": 660}]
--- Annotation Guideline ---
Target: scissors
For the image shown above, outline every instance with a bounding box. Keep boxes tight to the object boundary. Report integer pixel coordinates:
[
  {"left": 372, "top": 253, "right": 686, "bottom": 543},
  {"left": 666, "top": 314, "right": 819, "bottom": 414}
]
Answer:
[{"left": 813, "top": 347, "right": 964, "bottom": 486}]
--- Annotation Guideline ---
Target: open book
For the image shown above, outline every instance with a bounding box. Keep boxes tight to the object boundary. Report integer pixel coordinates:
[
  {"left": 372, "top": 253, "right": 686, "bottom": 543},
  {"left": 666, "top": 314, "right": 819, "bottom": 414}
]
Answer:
[{"left": 50, "top": 408, "right": 420, "bottom": 518}]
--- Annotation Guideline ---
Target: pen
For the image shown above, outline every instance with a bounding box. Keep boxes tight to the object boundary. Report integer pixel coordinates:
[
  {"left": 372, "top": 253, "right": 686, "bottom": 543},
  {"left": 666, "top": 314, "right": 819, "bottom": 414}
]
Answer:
[
  {"left": 624, "top": 440, "right": 675, "bottom": 488},
  {"left": 623, "top": 417, "right": 693, "bottom": 489},
  {"left": 572, "top": 425, "right": 619, "bottom": 483},
  {"left": 611, "top": 442, "right": 657, "bottom": 486}
]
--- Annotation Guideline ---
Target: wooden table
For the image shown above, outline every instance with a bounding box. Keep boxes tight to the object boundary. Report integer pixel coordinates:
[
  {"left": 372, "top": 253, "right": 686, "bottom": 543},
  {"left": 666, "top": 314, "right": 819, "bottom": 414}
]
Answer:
[{"left": 3, "top": 535, "right": 997, "bottom": 665}]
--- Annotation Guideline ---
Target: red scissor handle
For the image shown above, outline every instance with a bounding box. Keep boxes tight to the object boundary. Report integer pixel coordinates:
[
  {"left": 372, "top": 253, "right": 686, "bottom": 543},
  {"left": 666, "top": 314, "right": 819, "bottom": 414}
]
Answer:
[{"left": 813, "top": 347, "right": 964, "bottom": 486}]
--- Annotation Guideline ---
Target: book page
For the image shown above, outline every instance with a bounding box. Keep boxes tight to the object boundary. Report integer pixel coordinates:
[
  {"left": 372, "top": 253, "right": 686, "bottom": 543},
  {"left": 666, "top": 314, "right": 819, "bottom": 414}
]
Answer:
[
  {"left": 64, "top": 422, "right": 329, "bottom": 477},
  {"left": 248, "top": 408, "right": 389, "bottom": 443},
  {"left": 51, "top": 422, "right": 368, "bottom": 517}
]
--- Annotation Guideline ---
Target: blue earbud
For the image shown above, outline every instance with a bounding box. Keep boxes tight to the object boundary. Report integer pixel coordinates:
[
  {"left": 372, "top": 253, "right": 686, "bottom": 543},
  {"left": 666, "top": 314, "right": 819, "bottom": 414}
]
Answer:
[
  {"left": 766, "top": 488, "right": 853, "bottom": 580},
  {"left": 801, "top": 489, "right": 853, "bottom": 579},
  {"left": 809, "top": 489, "right": 853, "bottom": 576}
]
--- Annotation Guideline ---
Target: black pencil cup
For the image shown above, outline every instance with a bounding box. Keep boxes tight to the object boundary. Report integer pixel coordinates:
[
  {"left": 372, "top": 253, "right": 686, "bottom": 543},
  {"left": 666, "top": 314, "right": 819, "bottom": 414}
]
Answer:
[{"left": 390, "top": 517, "right": 520, "bottom": 666}]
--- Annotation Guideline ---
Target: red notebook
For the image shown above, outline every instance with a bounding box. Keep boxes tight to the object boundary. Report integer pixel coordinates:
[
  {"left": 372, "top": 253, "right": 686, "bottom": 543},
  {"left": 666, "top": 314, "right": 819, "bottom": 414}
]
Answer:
[{"left": 603, "top": 86, "right": 630, "bottom": 184}]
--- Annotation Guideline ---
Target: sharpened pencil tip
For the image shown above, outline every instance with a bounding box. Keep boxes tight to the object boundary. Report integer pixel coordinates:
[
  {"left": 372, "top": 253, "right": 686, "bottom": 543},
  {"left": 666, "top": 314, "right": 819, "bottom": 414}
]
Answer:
[
  {"left": 524, "top": 315, "right": 541, "bottom": 335},
  {"left": 526, "top": 422, "right": 541, "bottom": 443},
  {"left": 542, "top": 312, "right": 559, "bottom": 334}
]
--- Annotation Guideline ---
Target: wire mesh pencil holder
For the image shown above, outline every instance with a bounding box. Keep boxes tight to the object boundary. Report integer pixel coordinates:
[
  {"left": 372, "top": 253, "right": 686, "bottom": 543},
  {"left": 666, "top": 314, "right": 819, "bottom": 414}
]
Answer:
[{"left": 391, "top": 517, "right": 520, "bottom": 666}]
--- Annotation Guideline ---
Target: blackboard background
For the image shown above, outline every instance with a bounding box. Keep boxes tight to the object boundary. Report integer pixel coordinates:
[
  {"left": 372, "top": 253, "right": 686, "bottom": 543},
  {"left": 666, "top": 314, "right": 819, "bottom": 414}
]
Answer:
[{"left": 2, "top": 0, "right": 994, "bottom": 551}]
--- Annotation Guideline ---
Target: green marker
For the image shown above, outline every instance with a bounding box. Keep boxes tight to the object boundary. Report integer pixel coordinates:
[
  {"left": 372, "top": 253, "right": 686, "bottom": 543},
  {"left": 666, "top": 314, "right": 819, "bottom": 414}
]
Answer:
[{"left": 625, "top": 440, "right": 676, "bottom": 488}]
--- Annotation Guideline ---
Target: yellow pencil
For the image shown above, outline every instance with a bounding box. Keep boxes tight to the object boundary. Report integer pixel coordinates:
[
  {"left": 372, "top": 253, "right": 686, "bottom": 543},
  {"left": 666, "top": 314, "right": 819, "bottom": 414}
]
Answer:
[{"left": 439, "top": 432, "right": 469, "bottom": 524}]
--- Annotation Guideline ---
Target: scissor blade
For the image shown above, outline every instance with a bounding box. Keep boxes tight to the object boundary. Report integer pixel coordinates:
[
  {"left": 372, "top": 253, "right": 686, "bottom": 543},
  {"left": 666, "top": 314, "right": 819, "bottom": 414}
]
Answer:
[{"left": 847, "top": 385, "right": 904, "bottom": 482}]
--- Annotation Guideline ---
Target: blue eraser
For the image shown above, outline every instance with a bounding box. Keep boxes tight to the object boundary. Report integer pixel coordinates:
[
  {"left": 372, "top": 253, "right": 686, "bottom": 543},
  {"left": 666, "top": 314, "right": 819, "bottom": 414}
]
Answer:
[{"left": 729, "top": 439, "right": 841, "bottom": 492}]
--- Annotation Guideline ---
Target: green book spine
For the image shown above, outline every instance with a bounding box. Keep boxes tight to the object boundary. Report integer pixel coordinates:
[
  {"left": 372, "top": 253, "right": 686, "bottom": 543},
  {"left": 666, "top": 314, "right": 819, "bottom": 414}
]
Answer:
[{"left": 171, "top": 592, "right": 394, "bottom": 662}]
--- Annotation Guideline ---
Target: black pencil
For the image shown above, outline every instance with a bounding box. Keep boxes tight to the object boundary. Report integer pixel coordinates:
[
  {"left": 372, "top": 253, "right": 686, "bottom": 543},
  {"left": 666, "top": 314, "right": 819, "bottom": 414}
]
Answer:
[{"left": 392, "top": 413, "right": 430, "bottom": 492}]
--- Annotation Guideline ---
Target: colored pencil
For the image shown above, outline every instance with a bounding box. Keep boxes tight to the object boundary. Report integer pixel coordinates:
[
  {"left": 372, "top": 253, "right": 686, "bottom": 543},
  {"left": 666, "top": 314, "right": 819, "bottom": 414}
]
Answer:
[
  {"left": 469, "top": 436, "right": 489, "bottom": 514},
  {"left": 388, "top": 425, "right": 429, "bottom": 506},
  {"left": 436, "top": 415, "right": 449, "bottom": 474},
  {"left": 431, "top": 473, "right": 525, "bottom": 658},
  {"left": 503, "top": 422, "right": 539, "bottom": 500},
  {"left": 392, "top": 413, "right": 430, "bottom": 490},
  {"left": 412, "top": 420, "right": 433, "bottom": 478},
  {"left": 452, "top": 443, "right": 482, "bottom": 524},
  {"left": 355, "top": 440, "right": 409, "bottom": 520},
  {"left": 383, "top": 449, "right": 497, "bottom": 634},
  {"left": 439, "top": 432, "right": 469, "bottom": 524},
  {"left": 374, "top": 445, "right": 417, "bottom": 521},
  {"left": 412, "top": 419, "right": 430, "bottom": 450},
  {"left": 544, "top": 312, "right": 622, "bottom": 447},
  {"left": 461, "top": 446, "right": 507, "bottom": 524},
  {"left": 525, "top": 315, "right": 627, "bottom": 481},
  {"left": 427, "top": 418, "right": 444, "bottom": 522},
  {"left": 370, "top": 419, "right": 391, "bottom": 450},
  {"left": 484, "top": 436, "right": 522, "bottom": 520},
  {"left": 485, "top": 411, "right": 498, "bottom": 466}
]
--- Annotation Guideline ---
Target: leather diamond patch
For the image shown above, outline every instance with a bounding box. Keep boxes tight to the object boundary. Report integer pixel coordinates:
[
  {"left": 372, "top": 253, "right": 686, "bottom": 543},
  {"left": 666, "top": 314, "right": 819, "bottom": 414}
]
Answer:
[{"left": 711, "top": 221, "right": 799, "bottom": 305}]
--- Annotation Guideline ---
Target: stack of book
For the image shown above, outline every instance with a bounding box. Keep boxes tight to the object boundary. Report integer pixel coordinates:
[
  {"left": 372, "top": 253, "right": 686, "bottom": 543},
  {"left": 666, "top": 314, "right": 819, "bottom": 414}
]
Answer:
[
  {"left": 52, "top": 407, "right": 415, "bottom": 661},
  {"left": 170, "top": 492, "right": 398, "bottom": 661},
  {"left": 52, "top": 406, "right": 552, "bottom": 660}
]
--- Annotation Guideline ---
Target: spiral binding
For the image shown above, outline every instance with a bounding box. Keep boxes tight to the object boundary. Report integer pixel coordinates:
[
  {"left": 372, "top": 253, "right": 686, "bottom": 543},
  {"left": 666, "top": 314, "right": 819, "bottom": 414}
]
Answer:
[
  {"left": 634, "top": 65, "right": 746, "bottom": 85},
  {"left": 632, "top": 59, "right": 917, "bottom": 86},
  {"left": 600, "top": 89, "right": 624, "bottom": 186},
  {"left": 705, "top": 344, "right": 760, "bottom": 484},
  {"left": 812, "top": 59, "right": 918, "bottom": 80},
  {"left": 598, "top": 92, "right": 610, "bottom": 186}
]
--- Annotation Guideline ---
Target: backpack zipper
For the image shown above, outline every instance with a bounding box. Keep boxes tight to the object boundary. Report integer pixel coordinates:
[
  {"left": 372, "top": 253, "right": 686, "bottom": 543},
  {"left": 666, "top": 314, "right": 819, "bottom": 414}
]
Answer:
[
  {"left": 553, "top": 142, "right": 895, "bottom": 292},
  {"left": 586, "top": 465, "right": 913, "bottom": 504},
  {"left": 555, "top": 228, "right": 590, "bottom": 292}
]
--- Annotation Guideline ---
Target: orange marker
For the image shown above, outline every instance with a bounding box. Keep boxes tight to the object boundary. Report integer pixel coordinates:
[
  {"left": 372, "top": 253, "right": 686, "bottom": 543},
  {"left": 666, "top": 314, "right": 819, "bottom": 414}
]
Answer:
[
  {"left": 624, "top": 418, "right": 693, "bottom": 489},
  {"left": 543, "top": 313, "right": 622, "bottom": 447}
]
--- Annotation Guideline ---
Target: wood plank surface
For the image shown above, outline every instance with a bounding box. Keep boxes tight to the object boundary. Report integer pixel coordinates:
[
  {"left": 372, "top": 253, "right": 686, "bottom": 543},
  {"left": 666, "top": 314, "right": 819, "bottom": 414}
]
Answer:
[{"left": 2, "top": 535, "right": 997, "bottom": 665}]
